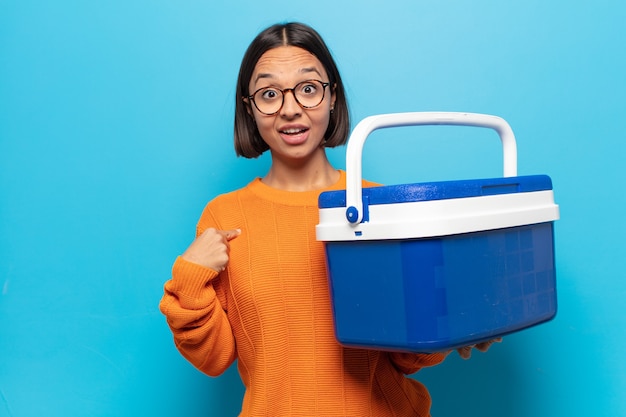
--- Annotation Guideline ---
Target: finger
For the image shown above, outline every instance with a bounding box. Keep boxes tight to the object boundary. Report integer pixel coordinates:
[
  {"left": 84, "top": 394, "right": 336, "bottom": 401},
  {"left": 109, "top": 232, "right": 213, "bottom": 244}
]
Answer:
[
  {"left": 476, "top": 337, "right": 502, "bottom": 351},
  {"left": 474, "top": 343, "right": 491, "bottom": 352},
  {"left": 220, "top": 228, "right": 241, "bottom": 241},
  {"left": 457, "top": 345, "right": 474, "bottom": 360}
]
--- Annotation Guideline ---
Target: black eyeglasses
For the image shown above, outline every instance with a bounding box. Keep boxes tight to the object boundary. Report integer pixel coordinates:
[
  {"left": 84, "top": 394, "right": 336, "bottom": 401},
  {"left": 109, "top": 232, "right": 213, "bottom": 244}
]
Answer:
[{"left": 246, "top": 79, "right": 330, "bottom": 115}]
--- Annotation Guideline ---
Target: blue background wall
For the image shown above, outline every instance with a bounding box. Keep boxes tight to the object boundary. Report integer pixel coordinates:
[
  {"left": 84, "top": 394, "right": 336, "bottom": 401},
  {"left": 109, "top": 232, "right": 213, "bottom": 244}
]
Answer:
[{"left": 1, "top": 1, "right": 624, "bottom": 416}]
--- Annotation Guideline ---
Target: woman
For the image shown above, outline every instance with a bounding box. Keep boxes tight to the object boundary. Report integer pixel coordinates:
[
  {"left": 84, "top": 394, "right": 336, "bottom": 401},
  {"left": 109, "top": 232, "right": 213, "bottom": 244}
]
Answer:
[{"left": 160, "top": 22, "right": 494, "bottom": 416}]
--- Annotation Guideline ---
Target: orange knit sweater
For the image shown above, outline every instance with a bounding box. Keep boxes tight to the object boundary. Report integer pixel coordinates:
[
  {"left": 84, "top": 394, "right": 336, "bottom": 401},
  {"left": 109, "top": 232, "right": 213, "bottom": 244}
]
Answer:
[{"left": 160, "top": 170, "right": 448, "bottom": 416}]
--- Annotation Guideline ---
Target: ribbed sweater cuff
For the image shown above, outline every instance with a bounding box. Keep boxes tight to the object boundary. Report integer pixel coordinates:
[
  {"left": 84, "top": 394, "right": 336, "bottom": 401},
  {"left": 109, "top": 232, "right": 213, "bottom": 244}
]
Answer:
[{"left": 170, "top": 256, "right": 219, "bottom": 300}]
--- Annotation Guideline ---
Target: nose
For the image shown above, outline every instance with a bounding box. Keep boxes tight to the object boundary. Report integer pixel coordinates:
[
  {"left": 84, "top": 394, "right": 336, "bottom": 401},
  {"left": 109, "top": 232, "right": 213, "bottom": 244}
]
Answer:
[{"left": 280, "top": 89, "right": 301, "bottom": 117}]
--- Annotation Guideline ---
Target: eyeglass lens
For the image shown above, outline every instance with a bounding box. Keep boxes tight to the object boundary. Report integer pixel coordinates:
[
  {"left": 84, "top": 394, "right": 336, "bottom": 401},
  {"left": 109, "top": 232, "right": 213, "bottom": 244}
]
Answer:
[{"left": 252, "top": 80, "right": 327, "bottom": 115}]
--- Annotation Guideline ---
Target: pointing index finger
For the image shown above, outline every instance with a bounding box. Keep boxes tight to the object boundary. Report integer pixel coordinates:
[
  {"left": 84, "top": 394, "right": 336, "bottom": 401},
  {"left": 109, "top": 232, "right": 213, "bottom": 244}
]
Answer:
[{"left": 221, "top": 228, "right": 241, "bottom": 241}]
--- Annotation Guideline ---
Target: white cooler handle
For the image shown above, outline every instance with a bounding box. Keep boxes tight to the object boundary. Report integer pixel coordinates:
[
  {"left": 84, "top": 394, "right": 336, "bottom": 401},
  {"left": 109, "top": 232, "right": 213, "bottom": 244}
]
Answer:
[{"left": 345, "top": 112, "right": 518, "bottom": 224}]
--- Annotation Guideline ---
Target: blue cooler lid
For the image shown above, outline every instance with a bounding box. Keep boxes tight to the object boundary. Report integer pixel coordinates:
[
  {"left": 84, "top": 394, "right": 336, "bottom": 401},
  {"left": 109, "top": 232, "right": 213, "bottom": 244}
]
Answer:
[
  {"left": 319, "top": 175, "right": 553, "bottom": 209},
  {"left": 316, "top": 175, "right": 559, "bottom": 241}
]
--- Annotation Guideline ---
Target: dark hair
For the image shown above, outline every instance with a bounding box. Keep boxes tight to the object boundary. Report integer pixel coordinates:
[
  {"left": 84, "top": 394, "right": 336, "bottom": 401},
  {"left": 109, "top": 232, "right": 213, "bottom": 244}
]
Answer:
[{"left": 234, "top": 22, "right": 350, "bottom": 158}]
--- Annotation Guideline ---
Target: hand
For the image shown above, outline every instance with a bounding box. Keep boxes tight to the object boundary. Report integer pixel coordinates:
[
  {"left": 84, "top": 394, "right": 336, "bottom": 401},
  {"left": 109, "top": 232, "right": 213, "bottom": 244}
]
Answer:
[
  {"left": 181, "top": 228, "right": 241, "bottom": 273},
  {"left": 456, "top": 338, "right": 502, "bottom": 360}
]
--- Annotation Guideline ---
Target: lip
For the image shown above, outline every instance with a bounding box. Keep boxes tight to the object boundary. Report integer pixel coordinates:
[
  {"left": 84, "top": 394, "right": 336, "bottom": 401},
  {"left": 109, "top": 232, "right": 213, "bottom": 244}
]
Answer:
[{"left": 278, "top": 124, "right": 310, "bottom": 145}]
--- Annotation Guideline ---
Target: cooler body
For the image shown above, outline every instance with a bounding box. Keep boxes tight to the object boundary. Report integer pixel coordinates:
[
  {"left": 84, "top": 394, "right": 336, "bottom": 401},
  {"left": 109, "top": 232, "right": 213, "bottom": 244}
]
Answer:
[
  {"left": 324, "top": 221, "right": 556, "bottom": 352},
  {"left": 318, "top": 175, "right": 559, "bottom": 352}
]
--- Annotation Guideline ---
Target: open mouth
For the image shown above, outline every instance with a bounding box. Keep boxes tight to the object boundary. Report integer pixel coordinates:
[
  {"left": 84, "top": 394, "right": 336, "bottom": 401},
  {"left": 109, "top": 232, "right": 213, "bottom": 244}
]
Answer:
[{"left": 280, "top": 127, "right": 309, "bottom": 135}]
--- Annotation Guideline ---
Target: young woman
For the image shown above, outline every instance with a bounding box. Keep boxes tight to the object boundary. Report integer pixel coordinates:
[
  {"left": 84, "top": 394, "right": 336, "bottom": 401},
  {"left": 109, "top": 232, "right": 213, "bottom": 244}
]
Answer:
[{"left": 160, "top": 22, "right": 495, "bottom": 416}]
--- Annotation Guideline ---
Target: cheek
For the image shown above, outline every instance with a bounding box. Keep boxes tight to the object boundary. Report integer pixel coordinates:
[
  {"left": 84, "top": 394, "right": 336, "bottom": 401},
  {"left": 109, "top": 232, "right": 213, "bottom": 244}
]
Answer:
[
  {"left": 312, "top": 111, "right": 332, "bottom": 133},
  {"left": 253, "top": 114, "right": 276, "bottom": 137}
]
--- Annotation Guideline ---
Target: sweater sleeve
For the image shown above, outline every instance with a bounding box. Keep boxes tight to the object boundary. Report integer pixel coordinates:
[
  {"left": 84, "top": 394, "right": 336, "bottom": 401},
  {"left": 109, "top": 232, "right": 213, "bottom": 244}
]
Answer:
[
  {"left": 159, "top": 256, "right": 236, "bottom": 377},
  {"left": 388, "top": 351, "right": 450, "bottom": 375}
]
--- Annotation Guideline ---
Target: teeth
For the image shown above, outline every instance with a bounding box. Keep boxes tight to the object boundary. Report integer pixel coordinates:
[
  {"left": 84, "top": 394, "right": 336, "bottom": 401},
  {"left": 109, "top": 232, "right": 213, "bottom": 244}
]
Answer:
[{"left": 282, "top": 128, "right": 305, "bottom": 134}]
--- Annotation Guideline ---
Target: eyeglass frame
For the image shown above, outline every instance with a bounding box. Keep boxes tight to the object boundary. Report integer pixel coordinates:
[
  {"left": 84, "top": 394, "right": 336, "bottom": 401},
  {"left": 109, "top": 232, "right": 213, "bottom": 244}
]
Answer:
[{"left": 245, "top": 79, "right": 331, "bottom": 116}]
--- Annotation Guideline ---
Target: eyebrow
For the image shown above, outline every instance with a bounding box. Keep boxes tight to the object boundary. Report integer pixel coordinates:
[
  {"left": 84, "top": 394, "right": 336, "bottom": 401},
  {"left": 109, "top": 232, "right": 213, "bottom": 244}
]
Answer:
[
  {"left": 299, "top": 67, "right": 322, "bottom": 77},
  {"left": 253, "top": 67, "right": 323, "bottom": 84}
]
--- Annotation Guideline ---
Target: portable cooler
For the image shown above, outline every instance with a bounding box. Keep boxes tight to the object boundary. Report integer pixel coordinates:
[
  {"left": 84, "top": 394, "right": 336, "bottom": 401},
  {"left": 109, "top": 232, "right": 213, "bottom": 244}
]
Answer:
[{"left": 316, "top": 112, "right": 559, "bottom": 353}]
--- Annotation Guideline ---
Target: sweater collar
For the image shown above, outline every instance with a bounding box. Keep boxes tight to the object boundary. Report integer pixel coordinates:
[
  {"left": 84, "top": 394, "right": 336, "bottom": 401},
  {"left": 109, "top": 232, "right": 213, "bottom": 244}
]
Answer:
[{"left": 246, "top": 170, "right": 346, "bottom": 206}]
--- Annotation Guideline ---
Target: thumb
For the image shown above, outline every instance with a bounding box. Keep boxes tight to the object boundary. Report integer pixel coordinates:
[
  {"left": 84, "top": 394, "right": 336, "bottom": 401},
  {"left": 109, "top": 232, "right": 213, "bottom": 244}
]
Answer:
[{"left": 221, "top": 228, "right": 241, "bottom": 241}]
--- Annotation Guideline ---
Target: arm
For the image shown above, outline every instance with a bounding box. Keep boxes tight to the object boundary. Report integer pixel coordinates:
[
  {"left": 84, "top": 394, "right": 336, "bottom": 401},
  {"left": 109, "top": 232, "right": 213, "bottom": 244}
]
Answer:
[
  {"left": 159, "top": 227, "right": 240, "bottom": 377},
  {"left": 388, "top": 351, "right": 451, "bottom": 375},
  {"left": 389, "top": 338, "right": 503, "bottom": 374}
]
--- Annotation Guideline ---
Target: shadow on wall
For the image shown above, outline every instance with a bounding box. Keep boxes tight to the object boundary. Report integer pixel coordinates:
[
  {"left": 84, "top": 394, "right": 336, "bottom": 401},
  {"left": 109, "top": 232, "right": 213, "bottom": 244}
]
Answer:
[{"left": 419, "top": 339, "right": 530, "bottom": 416}]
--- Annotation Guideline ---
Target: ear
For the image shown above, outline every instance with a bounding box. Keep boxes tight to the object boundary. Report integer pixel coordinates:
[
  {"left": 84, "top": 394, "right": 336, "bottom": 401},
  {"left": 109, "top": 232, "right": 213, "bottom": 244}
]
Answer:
[
  {"left": 242, "top": 96, "right": 254, "bottom": 117},
  {"left": 330, "top": 83, "right": 337, "bottom": 110}
]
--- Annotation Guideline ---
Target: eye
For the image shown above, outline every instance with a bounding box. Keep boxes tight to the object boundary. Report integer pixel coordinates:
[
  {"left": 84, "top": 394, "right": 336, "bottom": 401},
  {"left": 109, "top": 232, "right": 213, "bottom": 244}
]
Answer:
[
  {"left": 259, "top": 88, "right": 281, "bottom": 101},
  {"left": 254, "top": 87, "right": 282, "bottom": 101},
  {"left": 298, "top": 82, "right": 318, "bottom": 96}
]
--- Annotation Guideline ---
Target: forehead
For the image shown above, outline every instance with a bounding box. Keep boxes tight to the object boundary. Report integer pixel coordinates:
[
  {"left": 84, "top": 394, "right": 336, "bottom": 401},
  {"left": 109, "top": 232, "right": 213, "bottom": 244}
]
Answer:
[{"left": 251, "top": 46, "right": 327, "bottom": 86}]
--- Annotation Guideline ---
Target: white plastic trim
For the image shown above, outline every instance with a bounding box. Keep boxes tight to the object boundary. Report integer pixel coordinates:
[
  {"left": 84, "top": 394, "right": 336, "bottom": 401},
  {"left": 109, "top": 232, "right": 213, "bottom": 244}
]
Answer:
[
  {"left": 345, "top": 112, "right": 518, "bottom": 224},
  {"left": 316, "top": 190, "right": 559, "bottom": 241}
]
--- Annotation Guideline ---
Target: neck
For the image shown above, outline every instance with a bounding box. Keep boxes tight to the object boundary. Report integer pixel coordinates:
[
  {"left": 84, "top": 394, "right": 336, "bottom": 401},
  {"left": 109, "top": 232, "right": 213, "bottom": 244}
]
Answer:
[{"left": 262, "top": 151, "right": 340, "bottom": 192}]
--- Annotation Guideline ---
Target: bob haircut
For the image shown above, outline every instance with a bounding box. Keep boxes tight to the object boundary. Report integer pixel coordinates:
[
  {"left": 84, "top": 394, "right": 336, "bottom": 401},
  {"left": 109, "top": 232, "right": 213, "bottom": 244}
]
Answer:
[{"left": 234, "top": 22, "right": 350, "bottom": 159}]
